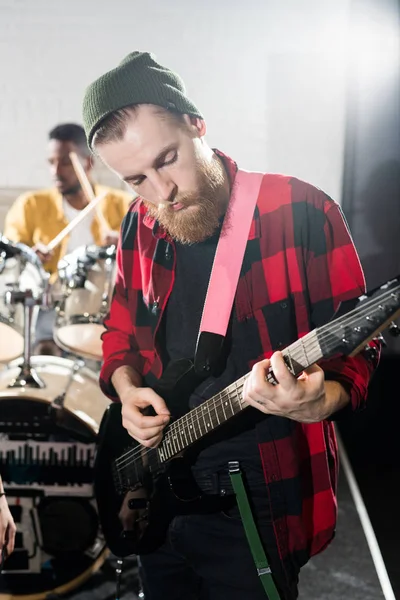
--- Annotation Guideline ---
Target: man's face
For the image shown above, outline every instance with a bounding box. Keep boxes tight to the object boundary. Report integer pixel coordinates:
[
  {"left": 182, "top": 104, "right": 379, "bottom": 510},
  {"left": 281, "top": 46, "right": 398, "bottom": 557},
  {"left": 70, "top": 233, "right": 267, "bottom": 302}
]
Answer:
[
  {"left": 47, "top": 140, "right": 90, "bottom": 195},
  {"left": 96, "top": 105, "right": 229, "bottom": 244}
]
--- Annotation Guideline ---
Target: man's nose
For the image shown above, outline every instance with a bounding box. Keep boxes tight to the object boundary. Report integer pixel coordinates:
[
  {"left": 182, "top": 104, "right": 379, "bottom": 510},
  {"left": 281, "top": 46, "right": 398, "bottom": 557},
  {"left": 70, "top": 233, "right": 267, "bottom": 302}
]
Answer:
[
  {"left": 152, "top": 174, "right": 176, "bottom": 203},
  {"left": 50, "top": 162, "right": 61, "bottom": 177}
]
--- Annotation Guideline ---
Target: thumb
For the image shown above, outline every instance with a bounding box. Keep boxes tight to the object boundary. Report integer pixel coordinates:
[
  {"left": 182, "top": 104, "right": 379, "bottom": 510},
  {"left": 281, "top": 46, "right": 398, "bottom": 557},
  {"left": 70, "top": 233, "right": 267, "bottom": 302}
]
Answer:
[
  {"left": 303, "top": 363, "right": 323, "bottom": 376},
  {"left": 298, "top": 363, "right": 323, "bottom": 381},
  {"left": 146, "top": 389, "right": 171, "bottom": 417}
]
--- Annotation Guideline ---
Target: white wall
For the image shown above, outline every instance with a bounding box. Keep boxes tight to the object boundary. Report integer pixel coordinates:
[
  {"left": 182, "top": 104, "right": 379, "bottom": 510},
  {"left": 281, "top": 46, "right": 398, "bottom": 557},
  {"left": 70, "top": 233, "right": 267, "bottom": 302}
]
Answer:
[{"left": 0, "top": 0, "right": 350, "bottom": 202}]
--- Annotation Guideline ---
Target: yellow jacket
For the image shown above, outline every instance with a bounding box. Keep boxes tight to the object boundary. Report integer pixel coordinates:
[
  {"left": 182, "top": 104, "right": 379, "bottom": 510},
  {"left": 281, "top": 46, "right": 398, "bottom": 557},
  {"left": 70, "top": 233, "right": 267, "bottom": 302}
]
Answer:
[{"left": 4, "top": 184, "right": 132, "bottom": 280}]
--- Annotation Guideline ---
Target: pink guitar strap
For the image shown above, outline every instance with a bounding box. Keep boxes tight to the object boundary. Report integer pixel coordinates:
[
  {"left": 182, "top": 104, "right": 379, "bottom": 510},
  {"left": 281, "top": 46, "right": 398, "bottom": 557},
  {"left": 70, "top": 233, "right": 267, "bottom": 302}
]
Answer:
[{"left": 195, "top": 170, "right": 264, "bottom": 372}]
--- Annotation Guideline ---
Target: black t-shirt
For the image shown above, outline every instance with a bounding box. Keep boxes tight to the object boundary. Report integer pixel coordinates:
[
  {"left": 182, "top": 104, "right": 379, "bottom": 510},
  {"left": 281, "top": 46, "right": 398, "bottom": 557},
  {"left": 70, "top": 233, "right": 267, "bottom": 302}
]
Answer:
[{"left": 160, "top": 231, "right": 266, "bottom": 490}]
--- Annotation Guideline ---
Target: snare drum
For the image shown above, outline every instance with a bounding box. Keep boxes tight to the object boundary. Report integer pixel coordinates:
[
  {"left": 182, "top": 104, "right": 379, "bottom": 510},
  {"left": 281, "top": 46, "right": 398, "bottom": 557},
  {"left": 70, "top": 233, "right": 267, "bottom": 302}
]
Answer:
[
  {"left": 54, "top": 245, "right": 116, "bottom": 361},
  {"left": 0, "top": 355, "right": 110, "bottom": 599},
  {"left": 0, "top": 251, "right": 44, "bottom": 363}
]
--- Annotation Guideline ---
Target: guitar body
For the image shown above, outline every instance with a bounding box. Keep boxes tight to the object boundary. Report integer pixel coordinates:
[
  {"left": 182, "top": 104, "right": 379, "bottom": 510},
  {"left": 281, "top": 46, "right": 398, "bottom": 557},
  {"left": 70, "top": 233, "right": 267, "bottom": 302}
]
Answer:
[{"left": 94, "top": 359, "right": 207, "bottom": 557}]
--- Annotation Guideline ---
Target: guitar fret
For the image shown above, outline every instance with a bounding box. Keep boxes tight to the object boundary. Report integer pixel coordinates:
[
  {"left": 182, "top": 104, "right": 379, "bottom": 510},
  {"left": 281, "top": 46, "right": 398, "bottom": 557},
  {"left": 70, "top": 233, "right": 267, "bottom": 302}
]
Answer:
[
  {"left": 170, "top": 434, "right": 177, "bottom": 455},
  {"left": 200, "top": 406, "right": 207, "bottom": 435},
  {"left": 210, "top": 401, "right": 217, "bottom": 428},
  {"left": 202, "top": 404, "right": 211, "bottom": 432},
  {"left": 187, "top": 415, "right": 194, "bottom": 444},
  {"left": 181, "top": 424, "right": 189, "bottom": 448},
  {"left": 234, "top": 381, "right": 243, "bottom": 409},
  {"left": 285, "top": 348, "right": 296, "bottom": 374},
  {"left": 179, "top": 427, "right": 186, "bottom": 451},
  {"left": 170, "top": 431, "right": 177, "bottom": 455},
  {"left": 210, "top": 400, "right": 216, "bottom": 426},
  {"left": 192, "top": 408, "right": 202, "bottom": 441},
  {"left": 158, "top": 445, "right": 166, "bottom": 463},
  {"left": 214, "top": 397, "right": 221, "bottom": 425},
  {"left": 227, "top": 387, "right": 235, "bottom": 416},
  {"left": 221, "top": 395, "right": 228, "bottom": 420},
  {"left": 165, "top": 437, "right": 172, "bottom": 459},
  {"left": 175, "top": 429, "right": 183, "bottom": 453},
  {"left": 283, "top": 331, "right": 323, "bottom": 376},
  {"left": 178, "top": 428, "right": 184, "bottom": 451}
]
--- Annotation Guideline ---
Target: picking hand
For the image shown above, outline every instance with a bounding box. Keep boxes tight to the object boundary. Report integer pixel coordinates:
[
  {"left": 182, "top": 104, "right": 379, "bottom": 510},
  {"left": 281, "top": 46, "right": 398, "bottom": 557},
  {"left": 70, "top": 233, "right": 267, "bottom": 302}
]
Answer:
[{"left": 120, "top": 386, "right": 171, "bottom": 448}]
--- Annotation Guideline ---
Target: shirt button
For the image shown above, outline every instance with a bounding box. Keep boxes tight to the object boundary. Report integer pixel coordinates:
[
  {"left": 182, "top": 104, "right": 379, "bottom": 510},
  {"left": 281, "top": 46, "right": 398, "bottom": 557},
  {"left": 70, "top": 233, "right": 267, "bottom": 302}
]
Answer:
[{"left": 151, "top": 301, "right": 159, "bottom": 315}]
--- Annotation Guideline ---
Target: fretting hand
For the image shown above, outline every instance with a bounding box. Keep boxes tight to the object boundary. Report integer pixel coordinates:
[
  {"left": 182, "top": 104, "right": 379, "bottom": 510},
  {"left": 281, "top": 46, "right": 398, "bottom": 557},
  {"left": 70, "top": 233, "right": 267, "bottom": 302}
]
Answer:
[{"left": 243, "top": 351, "right": 333, "bottom": 423}]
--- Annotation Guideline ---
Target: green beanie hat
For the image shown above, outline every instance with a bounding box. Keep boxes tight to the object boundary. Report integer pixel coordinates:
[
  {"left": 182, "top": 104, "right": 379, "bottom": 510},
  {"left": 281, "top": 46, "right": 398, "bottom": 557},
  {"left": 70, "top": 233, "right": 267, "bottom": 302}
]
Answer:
[{"left": 82, "top": 51, "right": 203, "bottom": 148}]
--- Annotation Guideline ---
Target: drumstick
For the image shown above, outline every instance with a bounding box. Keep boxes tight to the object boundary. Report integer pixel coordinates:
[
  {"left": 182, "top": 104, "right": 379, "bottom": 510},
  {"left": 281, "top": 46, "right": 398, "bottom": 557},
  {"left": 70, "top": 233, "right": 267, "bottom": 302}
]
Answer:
[
  {"left": 69, "top": 151, "right": 111, "bottom": 233},
  {"left": 45, "top": 190, "right": 108, "bottom": 252}
]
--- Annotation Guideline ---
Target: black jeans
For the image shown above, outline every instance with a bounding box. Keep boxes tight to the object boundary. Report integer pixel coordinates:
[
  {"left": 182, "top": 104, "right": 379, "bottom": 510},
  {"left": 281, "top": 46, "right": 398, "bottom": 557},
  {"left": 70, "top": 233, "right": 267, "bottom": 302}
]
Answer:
[{"left": 139, "top": 498, "right": 299, "bottom": 600}]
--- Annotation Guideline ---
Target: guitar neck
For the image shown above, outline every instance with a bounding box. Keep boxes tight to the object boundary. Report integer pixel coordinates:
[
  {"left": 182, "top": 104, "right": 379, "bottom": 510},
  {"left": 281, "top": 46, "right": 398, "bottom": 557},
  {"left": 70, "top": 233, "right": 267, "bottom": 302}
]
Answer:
[{"left": 157, "top": 329, "right": 322, "bottom": 463}]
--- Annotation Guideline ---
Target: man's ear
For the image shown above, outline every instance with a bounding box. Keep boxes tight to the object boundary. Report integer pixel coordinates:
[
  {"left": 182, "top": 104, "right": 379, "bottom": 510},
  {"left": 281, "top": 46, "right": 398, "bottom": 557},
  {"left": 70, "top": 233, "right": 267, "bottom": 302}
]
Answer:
[
  {"left": 84, "top": 154, "right": 94, "bottom": 172},
  {"left": 183, "top": 115, "right": 207, "bottom": 137}
]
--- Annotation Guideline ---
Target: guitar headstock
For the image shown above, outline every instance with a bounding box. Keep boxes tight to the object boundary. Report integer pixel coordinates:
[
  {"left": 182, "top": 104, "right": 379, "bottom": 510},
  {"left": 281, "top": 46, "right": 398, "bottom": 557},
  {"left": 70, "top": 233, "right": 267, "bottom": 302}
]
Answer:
[{"left": 317, "top": 277, "right": 400, "bottom": 358}]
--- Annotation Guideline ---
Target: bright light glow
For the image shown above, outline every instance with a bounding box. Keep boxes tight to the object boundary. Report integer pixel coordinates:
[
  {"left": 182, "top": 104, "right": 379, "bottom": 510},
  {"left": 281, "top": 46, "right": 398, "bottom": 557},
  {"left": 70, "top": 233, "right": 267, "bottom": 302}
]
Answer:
[{"left": 347, "top": 9, "right": 400, "bottom": 81}]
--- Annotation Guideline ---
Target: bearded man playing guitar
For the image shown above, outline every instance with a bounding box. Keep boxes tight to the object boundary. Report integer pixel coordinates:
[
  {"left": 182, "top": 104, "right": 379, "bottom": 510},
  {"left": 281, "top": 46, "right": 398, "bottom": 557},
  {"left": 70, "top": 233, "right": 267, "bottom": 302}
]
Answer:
[{"left": 82, "top": 51, "right": 381, "bottom": 600}]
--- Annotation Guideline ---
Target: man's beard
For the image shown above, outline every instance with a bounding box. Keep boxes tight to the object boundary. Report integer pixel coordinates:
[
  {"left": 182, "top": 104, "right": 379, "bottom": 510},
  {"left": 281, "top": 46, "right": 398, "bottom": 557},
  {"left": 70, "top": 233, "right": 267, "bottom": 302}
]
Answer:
[
  {"left": 59, "top": 181, "right": 82, "bottom": 196},
  {"left": 143, "top": 156, "right": 229, "bottom": 244}
]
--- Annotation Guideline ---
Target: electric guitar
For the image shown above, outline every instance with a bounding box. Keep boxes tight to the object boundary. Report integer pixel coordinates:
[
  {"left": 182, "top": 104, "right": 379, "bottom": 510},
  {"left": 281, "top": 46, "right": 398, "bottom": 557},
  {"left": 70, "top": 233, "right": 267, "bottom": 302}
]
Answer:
[{"left": 94, "top": 277, "right": 400, "bottom": 557}]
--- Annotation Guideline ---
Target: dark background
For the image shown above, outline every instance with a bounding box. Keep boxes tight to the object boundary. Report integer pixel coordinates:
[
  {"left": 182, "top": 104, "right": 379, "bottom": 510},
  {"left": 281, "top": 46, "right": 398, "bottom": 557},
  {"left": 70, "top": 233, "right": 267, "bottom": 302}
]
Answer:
[{"left": 339, "top": 0, "right": 400, "bottom": 595}]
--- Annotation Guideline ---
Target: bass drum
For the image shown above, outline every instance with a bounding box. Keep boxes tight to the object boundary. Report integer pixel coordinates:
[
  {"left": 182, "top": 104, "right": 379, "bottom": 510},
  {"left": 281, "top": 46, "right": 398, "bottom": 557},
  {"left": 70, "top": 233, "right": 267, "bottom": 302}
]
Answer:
[{"left": 0, "top": 355, "right": 110, "bottom": 600}]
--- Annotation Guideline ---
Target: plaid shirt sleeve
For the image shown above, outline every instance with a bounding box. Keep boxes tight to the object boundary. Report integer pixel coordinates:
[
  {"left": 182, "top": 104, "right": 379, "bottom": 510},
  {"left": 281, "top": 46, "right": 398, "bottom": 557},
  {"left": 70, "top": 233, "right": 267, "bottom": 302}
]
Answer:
[
  {"left": 305, "top": 200, "right": 380, "bottom": 411},
  {"left": 99, "top": 238, "right": 145, "bottom": 401}
]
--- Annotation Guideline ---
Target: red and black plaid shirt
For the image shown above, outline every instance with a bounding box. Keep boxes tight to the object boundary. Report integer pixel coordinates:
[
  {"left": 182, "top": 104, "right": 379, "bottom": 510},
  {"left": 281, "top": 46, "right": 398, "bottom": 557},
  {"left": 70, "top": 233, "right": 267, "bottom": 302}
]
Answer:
[{"left": 100, "top": 151, "right": 379, "bottom": 570}]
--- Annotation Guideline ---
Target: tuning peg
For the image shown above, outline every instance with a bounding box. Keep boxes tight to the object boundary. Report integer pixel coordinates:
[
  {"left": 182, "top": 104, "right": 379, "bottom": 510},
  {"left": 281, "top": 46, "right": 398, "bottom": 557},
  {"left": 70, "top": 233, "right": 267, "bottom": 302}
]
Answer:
[
  {"left": 374, "top": 333, "right": 387, "bottom": 347},
  {"left": 363, "top": 345, "right": 379, "bottom": 361},
  {"left": 388, "top": 321, "right": 400, "bottom": 337}
]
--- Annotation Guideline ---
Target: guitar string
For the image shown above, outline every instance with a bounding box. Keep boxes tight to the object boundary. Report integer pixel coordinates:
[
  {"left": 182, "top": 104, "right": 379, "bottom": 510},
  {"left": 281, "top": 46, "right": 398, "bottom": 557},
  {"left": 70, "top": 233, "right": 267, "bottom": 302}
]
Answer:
[{"left": 114, "top": 285, "right": 399, "bottom": 474}]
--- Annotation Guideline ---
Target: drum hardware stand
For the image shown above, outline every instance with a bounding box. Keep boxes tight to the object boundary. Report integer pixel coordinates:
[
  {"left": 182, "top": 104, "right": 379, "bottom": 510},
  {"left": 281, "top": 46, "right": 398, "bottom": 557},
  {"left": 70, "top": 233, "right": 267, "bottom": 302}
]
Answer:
[
  {"left": 102, "top": 253, "right": 116, "bottom": 312},
  {"left": 0, "top": 249, "right": 7, "bottom": 274},
  {"left": 4, "top": 286, "right": 50, "bottom": 389},
  {"left": 50, "top": 358, "right": 85, "bottom": 410},
  {"left": 47, "top": 358, "right": 95, "bottom": 442}
]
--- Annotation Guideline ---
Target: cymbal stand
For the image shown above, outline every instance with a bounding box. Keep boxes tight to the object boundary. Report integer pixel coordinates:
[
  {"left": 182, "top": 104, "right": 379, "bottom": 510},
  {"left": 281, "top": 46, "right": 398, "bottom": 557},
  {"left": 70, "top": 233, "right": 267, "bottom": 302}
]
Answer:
[{"left": 5, "top": 285, "right": 51, "bottom": 389}]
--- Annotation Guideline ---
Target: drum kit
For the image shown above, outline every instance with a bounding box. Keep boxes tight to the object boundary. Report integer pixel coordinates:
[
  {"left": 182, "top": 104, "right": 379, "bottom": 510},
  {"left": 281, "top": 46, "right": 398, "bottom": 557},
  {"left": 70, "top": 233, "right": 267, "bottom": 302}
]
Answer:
[{"left": 0, "top": 233, "right": 118, "bottom": 599}]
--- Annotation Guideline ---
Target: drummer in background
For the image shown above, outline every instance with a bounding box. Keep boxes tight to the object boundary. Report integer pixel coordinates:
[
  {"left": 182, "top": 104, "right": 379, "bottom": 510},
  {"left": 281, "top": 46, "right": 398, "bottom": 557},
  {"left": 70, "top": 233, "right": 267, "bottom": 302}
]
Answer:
[{"left": 4, "top": 123, "right": 132, "bottom": 355}]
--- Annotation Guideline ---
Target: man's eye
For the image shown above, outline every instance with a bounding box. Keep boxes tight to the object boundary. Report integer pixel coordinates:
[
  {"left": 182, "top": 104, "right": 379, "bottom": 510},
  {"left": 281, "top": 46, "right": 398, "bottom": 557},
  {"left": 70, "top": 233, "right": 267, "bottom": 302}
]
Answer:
[
  {"left": 131, "top": 177, "right": 145, "bottom": 186},
  {"left": 162, "top": 152, "right": 177, "bottom": 167}
]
